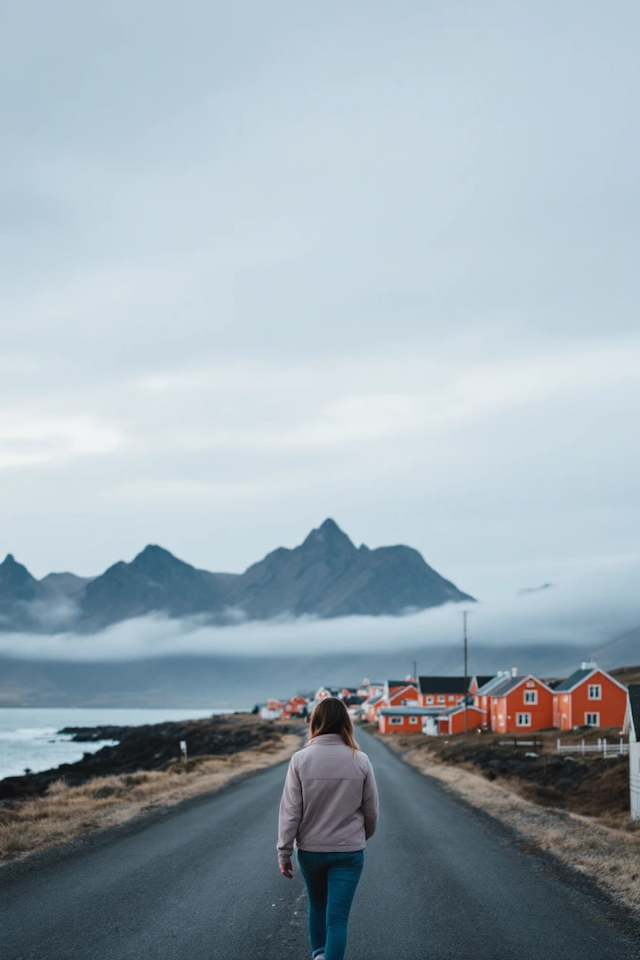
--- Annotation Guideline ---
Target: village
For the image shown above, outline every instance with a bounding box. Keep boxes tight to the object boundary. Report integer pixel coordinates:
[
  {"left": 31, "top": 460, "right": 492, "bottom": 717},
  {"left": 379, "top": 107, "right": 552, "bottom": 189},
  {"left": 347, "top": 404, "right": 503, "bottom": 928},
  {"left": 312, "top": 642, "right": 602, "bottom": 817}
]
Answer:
[{"left": 259, "top": 661, "right": 640, "bottom": 821}]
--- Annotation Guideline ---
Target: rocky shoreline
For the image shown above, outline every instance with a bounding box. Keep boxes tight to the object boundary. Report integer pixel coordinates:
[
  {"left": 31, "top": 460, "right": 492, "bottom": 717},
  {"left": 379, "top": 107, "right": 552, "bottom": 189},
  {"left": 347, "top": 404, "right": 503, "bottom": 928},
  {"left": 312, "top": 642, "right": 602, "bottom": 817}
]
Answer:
[{"left": 0, "top": 714, "right": 297, "bottom": 801}]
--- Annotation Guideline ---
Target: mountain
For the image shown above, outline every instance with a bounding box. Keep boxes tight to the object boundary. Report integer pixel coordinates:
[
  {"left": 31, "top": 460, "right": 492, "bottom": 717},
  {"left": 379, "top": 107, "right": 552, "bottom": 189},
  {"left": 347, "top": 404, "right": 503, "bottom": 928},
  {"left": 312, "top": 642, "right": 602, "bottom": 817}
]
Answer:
[
  {"left": 0, "top": 554, "right": 48, "bottom": 629},
  {"left": 227, "top": 519, "right": 473, "bottom": 618},
  {"left": 0, "top": 520, "right": 474, "bottom": 633},
  {"left": 78, "top": 545, "right": 227, "bottom": 631}
]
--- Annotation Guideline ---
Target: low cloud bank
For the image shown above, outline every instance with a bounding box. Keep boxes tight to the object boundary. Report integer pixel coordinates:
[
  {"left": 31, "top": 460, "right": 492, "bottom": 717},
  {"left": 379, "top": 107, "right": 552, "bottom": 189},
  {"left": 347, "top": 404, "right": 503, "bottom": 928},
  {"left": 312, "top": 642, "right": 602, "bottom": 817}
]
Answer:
[{"left": 0, "top": 559, "right": 638, "bottom": 663}]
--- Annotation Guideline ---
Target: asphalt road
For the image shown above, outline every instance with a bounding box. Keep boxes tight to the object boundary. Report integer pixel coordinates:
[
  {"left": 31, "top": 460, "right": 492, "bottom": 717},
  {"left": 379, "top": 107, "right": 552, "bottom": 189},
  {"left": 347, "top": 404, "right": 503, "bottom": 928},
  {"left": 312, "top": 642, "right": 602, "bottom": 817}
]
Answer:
[{"left": 2, "top": 729, "right": 638, "bottom": 960}]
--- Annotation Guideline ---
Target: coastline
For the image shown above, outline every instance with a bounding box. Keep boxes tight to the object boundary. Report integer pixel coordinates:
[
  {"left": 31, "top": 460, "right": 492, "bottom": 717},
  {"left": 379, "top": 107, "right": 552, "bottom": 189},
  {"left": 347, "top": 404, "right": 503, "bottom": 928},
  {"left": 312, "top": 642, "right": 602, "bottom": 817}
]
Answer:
[{"left": 0, "top": 714, "right": 302, "bottom": 863}]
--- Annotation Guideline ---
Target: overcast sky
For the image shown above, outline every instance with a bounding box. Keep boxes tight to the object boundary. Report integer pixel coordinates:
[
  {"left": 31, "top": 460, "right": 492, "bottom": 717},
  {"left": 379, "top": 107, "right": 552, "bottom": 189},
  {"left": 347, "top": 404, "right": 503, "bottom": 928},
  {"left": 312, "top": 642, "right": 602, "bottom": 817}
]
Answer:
[{"left": 1, "top": 1, "right": 639, "bottom": 602}]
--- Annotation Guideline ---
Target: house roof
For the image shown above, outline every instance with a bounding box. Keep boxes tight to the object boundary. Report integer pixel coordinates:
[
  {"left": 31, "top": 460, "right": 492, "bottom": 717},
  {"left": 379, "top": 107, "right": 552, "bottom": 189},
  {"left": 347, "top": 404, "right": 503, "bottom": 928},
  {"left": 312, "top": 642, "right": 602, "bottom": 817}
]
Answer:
[
  {"left": 488, "top": 675, "right": 525, "bottom": 697},
  {"left": 437, "top": 703, "right": 487, "bottom": 717},
  {"left": 379, "top": 706, "right": 441, "bottom": 716},
  {"left": 365, "top": 693, "right": 384, "bottom": 705},
  {"left": 473, "top": 675, "right": 495, "bottom": 689},
  {"left": 476, "top": 674, "right": 510, "bottom": 696},
  {"left": 344, "top": 695, "right": 366, "bottom": 706},
  {"left": 387, "top": 679, "right": 417, "bottom": 688},
  {"left": 418, "top": 676, "right": 469, "bottom": 695},
  {"left": 628, "top": 685, "right": 640, "bottom": 735},
  {"left": 553, "top": 668, "right": 594, "bottom": 693}
]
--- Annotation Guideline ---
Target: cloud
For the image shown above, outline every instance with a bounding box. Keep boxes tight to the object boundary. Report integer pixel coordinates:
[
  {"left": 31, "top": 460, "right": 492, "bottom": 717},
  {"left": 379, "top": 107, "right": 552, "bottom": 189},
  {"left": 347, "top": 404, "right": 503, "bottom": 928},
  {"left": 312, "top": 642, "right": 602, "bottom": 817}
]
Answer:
[{"left": 0, "top": 558, "right": 638, "bottom": 663}]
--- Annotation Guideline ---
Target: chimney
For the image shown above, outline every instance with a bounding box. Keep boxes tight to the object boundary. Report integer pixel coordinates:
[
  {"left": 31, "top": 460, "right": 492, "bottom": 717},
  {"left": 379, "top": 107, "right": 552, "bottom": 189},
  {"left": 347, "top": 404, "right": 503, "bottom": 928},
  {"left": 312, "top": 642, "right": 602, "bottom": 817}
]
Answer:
[
  {"left": 581, "top": 661, "right": 597, "bottom": 671},
  {"left": 511, "top": 667, "right": 518, "bottom": 678}
]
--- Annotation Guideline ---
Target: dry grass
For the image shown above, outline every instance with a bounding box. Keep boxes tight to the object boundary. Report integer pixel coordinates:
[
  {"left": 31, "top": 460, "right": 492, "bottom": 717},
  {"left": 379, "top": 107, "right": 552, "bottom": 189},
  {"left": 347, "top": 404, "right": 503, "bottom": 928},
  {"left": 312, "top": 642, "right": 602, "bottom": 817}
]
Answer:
[
  {"left": 382, "top": 734, "right": 640, "bottom": 914},
  {"left": 0, "top": 733, "right": 300, "bottom": 864}
]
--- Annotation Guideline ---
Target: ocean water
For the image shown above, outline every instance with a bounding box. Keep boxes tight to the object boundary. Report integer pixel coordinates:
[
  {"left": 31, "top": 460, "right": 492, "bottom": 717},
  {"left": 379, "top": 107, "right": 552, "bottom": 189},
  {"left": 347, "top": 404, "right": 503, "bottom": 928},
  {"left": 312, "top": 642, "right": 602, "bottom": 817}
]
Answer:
[{"left": 0, "top": 708, "right": 234, "bottom": 780}]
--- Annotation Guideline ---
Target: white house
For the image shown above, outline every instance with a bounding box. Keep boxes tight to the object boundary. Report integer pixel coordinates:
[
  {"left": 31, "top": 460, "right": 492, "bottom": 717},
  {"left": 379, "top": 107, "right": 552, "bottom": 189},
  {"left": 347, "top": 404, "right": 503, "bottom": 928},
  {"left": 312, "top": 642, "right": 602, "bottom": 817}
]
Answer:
[{"left": 624, "top": 684, "right": 640, "bottom": 820}]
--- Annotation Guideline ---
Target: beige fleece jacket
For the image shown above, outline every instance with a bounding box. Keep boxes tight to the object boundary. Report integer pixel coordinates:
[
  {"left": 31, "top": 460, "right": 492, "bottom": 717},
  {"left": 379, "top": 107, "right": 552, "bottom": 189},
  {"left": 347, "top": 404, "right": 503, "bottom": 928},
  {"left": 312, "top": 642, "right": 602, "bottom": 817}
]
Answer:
[{"left": 277, "top": 733, "right": 379, "bottom": 863}]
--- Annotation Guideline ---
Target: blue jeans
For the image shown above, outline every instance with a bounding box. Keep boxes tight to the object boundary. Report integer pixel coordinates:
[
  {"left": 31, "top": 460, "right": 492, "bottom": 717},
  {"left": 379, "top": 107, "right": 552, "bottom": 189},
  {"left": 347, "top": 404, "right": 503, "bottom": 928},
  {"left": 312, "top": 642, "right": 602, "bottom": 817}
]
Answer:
[{"left": 297, "top": 849, "right": 364, "bottom": 960}]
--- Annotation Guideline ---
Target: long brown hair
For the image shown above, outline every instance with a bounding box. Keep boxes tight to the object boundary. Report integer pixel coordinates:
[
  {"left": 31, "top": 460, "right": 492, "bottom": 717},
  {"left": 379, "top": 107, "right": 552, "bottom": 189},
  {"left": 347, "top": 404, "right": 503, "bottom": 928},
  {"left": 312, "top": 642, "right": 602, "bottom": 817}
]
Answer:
[{"left": 309, "top": 697, "right": 359, "bottom": 751}]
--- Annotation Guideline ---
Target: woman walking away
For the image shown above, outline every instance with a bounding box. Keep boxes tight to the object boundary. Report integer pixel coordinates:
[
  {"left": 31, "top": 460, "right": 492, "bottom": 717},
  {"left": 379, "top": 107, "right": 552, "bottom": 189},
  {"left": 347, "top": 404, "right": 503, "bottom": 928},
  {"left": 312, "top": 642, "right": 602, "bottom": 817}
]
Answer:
[{"left": 277, "top": 697, "right": 379, "bottom": 960}]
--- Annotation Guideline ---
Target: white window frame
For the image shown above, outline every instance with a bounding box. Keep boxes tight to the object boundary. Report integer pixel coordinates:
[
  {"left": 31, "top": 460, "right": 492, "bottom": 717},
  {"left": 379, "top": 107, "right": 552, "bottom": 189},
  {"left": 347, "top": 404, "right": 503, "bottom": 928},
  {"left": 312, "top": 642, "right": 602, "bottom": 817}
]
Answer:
[
  {"left": 426, "top": 695, "right": 434, "bottom": 704},
  {"left": 448, "top": 695, "right": 455, "bottom": 702},
  {"left": 524, "top": 690, "right": 537, "bottom": 705},
  {"left": 588, "top": 685, "right": 601, "bottom": 700},
  {"left": 437, "top": 695, "right": 445, "bottom": 704},
  {"left": 585, "top": 712, "right": 600, "bottom": 726},
  {"left": 389, "top": 716, "right": 403, "bottom": 725},
  {"left": 516, "top": 713, "right": 531, "bottom": 727},
  {"left": 409, "top": 716, "right": 418, "bottom": 725}
]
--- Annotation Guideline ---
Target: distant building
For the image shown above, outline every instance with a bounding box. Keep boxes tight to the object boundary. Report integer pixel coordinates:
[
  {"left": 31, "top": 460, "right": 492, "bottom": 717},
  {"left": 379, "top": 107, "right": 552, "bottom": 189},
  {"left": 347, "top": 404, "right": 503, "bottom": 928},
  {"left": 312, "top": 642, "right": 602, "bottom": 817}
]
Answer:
[
  {"left": 488, "top": 672, "right": 554, "bottom": 733},
  {"left": 378, "top": 705, "right": 439, "bottom": 734},
  {"left": 437, "top": 703, "right": 486, "bottom": 736},
  {"left": 552, "top": 663, "right": 628, "bottom": 730}
]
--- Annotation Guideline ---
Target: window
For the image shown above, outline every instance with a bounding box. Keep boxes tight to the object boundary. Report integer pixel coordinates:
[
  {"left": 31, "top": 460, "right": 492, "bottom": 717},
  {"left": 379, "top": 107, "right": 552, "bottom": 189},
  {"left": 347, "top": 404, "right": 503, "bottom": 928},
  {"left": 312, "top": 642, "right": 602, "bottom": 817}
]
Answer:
[
  {"left": 389, "top": 717, "right": 403, "bottom": 725},
  {"left": 409, "top": 716, "right": 418, "bottom": 725},
  {"left": 588, "top": 685, "right": 601, "bottom": 700},
  {"left": 585, "top": 712, "right": 600, "bottom": 726},
  {"left": 516, "top": 713, "right": 531, "bottom": 727},
  {"left": 524, "top": 690, "right": 537, "bottom": 705},
  {"left": 448, "top": 695, "right": 455, "bottom": 702},
  {"left": 437, "top": 695, "right": 445, "bottom": 704},
  {"left": 426, "top": 696, "right": 434, "bottom": 704}
]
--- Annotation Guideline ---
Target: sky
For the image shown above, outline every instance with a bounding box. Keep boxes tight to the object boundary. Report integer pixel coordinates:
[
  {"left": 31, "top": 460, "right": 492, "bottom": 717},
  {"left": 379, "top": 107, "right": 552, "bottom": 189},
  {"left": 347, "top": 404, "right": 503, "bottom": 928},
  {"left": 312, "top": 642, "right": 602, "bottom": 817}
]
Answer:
[{"left": 1, "top": 1, "right": 640, "bottom": 604}]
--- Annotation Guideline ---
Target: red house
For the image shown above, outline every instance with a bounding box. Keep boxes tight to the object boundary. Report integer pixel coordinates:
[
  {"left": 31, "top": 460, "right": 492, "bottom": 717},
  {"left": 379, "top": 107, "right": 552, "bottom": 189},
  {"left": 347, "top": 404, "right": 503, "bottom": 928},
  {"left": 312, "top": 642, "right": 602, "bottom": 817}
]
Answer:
[
  {"left": 489, "top": 673, "right": 554, "bottom": 733},
  {"left": 553, "top": 663, "right": 628, "bottom": 730},
  {"left": 437, "top": 704, "right": 486, "bottom": 736},
  {"left": 378, "top": 705, "right": 437, "bottom": 734}
]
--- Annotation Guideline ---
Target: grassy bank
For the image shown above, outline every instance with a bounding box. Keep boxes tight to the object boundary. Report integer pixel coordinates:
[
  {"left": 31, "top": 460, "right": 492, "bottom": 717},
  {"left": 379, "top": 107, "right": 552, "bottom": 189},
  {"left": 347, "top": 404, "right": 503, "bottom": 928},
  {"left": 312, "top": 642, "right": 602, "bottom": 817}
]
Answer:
[
  {"left": 0, "top": 718, "right": 301, "bottom": 863},
  {"left": 370, "top": 726, "right": 640, "bottom": 914}
]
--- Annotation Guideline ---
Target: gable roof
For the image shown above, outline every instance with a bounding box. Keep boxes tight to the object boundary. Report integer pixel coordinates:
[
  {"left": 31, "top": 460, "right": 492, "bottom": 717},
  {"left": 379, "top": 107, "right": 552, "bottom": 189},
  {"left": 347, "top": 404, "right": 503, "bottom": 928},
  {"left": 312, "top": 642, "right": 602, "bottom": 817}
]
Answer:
[
  {"left": 365, "top": 693, "right": 384, "bottom": 706},
  {"left": 553, "top": 665, "right": 628, "bottom": 694},
  {"left": 418, "top": 676, "right": 469, "bottom": 695},
  {"left": 628, "top": 685, "right": 640, "bottom": 735},
  {"left": 553, "top": 668, "right": 593, "bottom": 692},
  {"left": 476, "top": 674, "right": 511, "bottom": 696},
  {"left": 387, "top": 679, "right": 417, "bottom": 688},
  {"left": 472, "top": 675, "right": 495, "bottom": 689},
  {"left": 437, "top": 704, "right": 487, "bottom": 717},
  {"left": 488, "top": 674, "right": 553, "bottom": 697}
]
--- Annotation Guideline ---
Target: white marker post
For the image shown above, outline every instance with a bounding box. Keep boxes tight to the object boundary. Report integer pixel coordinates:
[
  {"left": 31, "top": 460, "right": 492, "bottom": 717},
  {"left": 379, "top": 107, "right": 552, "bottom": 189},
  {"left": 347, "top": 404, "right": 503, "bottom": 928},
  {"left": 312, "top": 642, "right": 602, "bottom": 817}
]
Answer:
[{"left": 179, "top": 740, "right": 188, "bottom": 764}]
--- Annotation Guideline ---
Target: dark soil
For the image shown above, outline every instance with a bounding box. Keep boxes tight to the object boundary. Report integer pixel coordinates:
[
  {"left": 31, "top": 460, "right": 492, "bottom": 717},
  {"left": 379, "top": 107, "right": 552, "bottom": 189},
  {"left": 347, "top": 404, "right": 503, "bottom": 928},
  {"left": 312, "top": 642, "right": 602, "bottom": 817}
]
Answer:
[{"left": 0, "top": 715, "right": 296, "bottom": 801}]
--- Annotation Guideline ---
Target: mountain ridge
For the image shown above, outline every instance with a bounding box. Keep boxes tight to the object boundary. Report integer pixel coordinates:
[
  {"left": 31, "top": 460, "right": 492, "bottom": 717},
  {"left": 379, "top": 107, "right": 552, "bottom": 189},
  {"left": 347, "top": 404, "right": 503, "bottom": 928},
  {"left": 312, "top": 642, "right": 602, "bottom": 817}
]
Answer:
[{"left": 0, "top": 519, "right": 474, "bottom": 633}]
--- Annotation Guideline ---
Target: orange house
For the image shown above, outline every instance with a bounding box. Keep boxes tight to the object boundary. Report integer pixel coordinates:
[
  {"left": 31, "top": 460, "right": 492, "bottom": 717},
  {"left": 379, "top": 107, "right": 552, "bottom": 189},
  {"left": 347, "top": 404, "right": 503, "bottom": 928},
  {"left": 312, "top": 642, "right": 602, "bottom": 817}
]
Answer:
[
  {"left": 378, "top": 706, "right": 436, "bottom": 734},
  {"left": 489, "top": 674, "right": 554, "bottom": 733},
  {"left": 437, "top": 704, "right": 486, "bottom": 736},
  {"left": 280, "top": 695, "right": 308, "bottom": 719},
  {"left": 553, "top": 663, "right": 628, "bottom": 730}
]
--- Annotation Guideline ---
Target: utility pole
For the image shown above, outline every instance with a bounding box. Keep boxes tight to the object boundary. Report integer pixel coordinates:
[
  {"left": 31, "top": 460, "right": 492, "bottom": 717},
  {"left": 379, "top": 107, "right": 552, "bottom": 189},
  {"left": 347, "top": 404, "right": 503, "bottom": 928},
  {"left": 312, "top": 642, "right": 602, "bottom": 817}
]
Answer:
[
  {"left": 463, "top": 611, "right": 469, "bottom": 734},
  {"left": 412, "top": 660, "right": 417, "bottom": 683}
]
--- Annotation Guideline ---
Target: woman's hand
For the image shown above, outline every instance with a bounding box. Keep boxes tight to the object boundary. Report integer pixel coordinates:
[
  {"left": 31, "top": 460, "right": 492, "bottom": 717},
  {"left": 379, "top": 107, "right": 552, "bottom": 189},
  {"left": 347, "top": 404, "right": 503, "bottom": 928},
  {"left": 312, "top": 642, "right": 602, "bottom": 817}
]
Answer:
[{"left": 279, "top": 860, "right": 294, "bottom": 879}]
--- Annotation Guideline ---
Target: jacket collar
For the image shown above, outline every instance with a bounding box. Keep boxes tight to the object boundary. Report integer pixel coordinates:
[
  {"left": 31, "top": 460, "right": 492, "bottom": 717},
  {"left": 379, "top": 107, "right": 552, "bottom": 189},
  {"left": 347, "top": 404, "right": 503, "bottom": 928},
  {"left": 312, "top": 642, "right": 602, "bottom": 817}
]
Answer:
[{"left": 307, "top": 733, "right": 346, "bottom": 746}]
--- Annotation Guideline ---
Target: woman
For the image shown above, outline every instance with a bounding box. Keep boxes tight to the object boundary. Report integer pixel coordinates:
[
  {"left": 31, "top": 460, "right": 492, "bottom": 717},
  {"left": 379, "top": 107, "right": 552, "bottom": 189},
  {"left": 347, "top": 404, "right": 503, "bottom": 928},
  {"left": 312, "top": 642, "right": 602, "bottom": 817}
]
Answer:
[{"left": 277, "top": 697, "right": 379, "bottom": 960}]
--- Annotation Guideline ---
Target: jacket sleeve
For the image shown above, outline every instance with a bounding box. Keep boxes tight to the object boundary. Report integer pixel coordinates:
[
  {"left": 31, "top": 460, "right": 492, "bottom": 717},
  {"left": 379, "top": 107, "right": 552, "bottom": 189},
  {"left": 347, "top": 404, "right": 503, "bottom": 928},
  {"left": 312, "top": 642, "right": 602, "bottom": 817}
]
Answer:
[
  {"left": 277, "top": 753, "right": 303, "bottom": 863},
  {"left": 362, "top": 756, "right": 379, "bottom": 840}
]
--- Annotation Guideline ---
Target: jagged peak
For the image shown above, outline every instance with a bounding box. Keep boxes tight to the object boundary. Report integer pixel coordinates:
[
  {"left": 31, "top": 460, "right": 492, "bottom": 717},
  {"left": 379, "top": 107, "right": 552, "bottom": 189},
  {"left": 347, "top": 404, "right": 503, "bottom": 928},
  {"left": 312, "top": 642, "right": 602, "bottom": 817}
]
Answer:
[{"left": 303, "top": 519, "right": 356, "bottom": 552}]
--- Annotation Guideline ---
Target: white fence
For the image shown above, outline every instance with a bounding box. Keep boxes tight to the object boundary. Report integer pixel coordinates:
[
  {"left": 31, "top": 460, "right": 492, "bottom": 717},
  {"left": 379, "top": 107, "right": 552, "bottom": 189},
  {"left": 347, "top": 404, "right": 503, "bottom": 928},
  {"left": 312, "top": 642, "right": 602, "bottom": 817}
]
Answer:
[{"left": 555, "top": 738, "right": 629, "bottom": 756}]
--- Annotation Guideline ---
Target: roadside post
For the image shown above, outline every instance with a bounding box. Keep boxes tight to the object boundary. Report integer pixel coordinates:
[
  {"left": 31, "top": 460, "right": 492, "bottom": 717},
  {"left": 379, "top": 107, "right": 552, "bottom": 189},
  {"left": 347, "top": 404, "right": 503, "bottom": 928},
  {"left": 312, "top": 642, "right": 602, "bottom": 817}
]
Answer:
[{"left": 179, "top": 740, "right": 188, "bottom": 764}]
